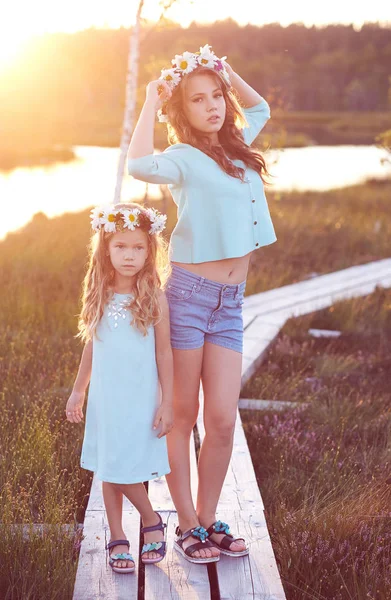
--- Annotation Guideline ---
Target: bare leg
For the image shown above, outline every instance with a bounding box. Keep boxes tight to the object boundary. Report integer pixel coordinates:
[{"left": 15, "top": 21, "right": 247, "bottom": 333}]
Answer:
[
  {"left": 102, "top": 481, "right": 134, "bottom": 569},
  {"left": 119, "top": 482, "right": 165, "bottom": 560},
  {"left": 166, "top": 347, "right": 220, "bottom": 560},
  {"left": 197, "top": 342, "right": 246, "bottom": 552}
]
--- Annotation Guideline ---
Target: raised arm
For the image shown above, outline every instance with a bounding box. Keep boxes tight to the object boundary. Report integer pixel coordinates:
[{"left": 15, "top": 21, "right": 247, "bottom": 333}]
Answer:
[
  {"left": 225, "top": 63, "right": 270, "bottom": 144},
  {"left": 225, "top": 64, "right": 263, "bottom": 108},
  {"left": 127, "top": 79, "right": 186, "bottom": 185},
  {"left": 128, "top": 80, "right": 171, "bottom": 159}
]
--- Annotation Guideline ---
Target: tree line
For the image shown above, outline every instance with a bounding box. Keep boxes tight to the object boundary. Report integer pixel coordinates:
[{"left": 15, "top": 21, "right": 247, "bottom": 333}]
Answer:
[{"left": 1, "top": 20, "right": 390, "bottom": 151}]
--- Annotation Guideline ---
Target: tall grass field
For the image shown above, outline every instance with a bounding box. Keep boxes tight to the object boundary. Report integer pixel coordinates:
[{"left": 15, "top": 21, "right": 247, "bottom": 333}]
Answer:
[
  {"left": 241, "top": 287, "right": 391, "bottom": 600},
  {"left": 0, "top": 179, "right": 390, "bottom": 598}
]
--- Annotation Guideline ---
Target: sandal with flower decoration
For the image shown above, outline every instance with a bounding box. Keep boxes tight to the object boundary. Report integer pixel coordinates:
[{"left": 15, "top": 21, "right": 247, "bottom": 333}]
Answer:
[
  {"left": 205, "top": 520, "right": 249, "bottom": 557},
  {"left": 174, "top": 525, "right": 220, "bottom": 564},
  {"left": 141, "top": 511, "right": 167, "bottom": 564},
  {"left": 106, "top": 539, "right": 135, "bottom": 573}
]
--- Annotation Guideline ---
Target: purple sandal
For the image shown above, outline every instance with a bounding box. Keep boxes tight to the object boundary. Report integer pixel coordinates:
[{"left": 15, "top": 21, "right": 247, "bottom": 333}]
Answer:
[
  {"left": 141, "top": 511, "right": 167, "bottom": 564},
  {"left": 174, "top": 525, "right": 220, "bottom": 564},
  {"left": 206, "top": 520, "right": 249, "bottom": 557},
  {"left": 106, "top": 539, "right": 135, "bottom": 573}
]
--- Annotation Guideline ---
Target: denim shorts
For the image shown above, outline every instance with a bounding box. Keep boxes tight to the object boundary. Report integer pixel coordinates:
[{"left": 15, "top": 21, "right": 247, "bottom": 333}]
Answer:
[{"left": 165, "top": 264, "right": 246, "bottom": 353}]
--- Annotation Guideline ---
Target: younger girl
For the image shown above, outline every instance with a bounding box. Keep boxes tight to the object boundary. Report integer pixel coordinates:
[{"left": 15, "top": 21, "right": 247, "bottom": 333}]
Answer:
[{"left": 65, "top": 203, "right": 173, "bottom": 573}]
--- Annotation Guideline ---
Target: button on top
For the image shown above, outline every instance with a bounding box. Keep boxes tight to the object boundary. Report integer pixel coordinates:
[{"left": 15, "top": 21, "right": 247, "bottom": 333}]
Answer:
[
  {"left": 255, "top": 243, "right": 259, "bottom": 247},
  {"left": 251, "top": 199, "right": 255, "bottom": 203},
  {"left": 254, "top": 221, "right": 257, "bottom": 225}
]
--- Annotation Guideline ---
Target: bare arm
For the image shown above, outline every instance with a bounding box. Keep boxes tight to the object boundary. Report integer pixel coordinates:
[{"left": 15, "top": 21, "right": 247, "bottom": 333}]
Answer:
[
  {"left": 153, "top": 291, "right": 174, "bottom": 438},
  {"left": 65, "top": 340, "right": 93, "bottom": 423},
  {"left": 128, "top": 80, "right": 172, "bottom": 160},
  {"left": 225, "top": 64, "right": 263, "bottom": 107},
  {"left": 154, "top": 291, "right": 173, "bottom": 406}
]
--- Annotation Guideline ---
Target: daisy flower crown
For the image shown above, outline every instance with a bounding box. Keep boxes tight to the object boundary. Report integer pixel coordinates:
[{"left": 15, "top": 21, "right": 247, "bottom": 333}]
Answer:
[
  {"left": 90, "top": 205, "right": 167, "bottom": 235},
  {"left": 157, "top": 44, "right": 231, "bottom": 123}
]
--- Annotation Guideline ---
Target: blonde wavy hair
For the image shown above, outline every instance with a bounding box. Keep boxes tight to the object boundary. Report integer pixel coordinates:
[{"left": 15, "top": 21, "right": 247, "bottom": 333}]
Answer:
[
  {"left": 165, "top": 67, "right": 270, "bottom": 183},
  {"left": 78, "top": 202, "right": 168, "bottom": 342}
]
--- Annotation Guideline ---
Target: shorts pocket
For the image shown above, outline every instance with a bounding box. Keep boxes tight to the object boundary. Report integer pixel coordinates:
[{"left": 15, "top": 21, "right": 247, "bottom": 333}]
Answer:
[
  {"left": 235, "top": 293, "right": 245, "bottom": 308},
  {"left": 166, "top": 283, "right": 196, "bottom": 301}
]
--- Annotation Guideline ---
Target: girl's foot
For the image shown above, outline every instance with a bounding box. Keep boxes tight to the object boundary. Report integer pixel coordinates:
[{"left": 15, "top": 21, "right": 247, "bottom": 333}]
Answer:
[
  {"left": 142, "top": 512, "right": 166, "bottom": 561},
  {"left": 107, "top": 539, "right": 135, "bottom": 571},
  {"left": 179, "top": 523, "right": 220, "bottom": 560},
  {"left": 199, "top": 518, "right": 248, "bottom": 555}
]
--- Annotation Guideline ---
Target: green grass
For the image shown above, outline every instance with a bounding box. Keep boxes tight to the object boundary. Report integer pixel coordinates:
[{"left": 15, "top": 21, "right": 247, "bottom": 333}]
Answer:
[
  {"left": 241, "top": 287, "right": 391, "bottom": 599},
  {"left": 0, "top": 179, "right": 390, "bottom": 597}
]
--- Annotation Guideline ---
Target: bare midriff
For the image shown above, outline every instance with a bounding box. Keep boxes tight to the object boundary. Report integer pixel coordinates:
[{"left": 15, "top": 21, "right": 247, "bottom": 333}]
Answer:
[{"left": 172, "top": 252, "right": 252, "bottom": 285}]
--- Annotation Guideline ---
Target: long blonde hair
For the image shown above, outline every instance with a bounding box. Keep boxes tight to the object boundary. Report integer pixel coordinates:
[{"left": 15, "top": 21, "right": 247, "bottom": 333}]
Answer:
[
  {"left": 165, "top": 67, "right": 269, "bottom": 183},
  {"left": 78, "top": 203, "right": 168, "bottom": 341}
]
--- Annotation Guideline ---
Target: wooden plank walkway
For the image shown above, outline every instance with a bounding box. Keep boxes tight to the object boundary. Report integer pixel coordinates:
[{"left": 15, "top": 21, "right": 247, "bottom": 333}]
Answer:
[{"left": 73, "top": 258, "right": 391, "bottom": 600}]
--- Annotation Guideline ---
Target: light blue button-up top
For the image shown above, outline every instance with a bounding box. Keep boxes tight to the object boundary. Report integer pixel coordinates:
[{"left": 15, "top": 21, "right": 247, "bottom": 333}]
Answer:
[{"left": 128, "top": 98, "right": 277, "bottom": 263}]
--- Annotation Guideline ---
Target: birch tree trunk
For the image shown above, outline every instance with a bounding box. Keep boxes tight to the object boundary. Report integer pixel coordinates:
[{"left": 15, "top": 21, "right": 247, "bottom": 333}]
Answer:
[{"left": 113, "top": 0, "right": 144, "bottom": 205}]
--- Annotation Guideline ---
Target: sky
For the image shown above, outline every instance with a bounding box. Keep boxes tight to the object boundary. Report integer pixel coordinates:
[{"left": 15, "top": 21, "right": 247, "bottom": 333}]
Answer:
[{"left": 1, "top": 0, "right": 390, "bottom": 67}]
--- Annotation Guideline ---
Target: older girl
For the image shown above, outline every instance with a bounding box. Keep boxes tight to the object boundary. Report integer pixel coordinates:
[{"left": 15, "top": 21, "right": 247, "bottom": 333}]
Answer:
[{"left": 128, "top": 45, "right": 276, "bottom": 564}]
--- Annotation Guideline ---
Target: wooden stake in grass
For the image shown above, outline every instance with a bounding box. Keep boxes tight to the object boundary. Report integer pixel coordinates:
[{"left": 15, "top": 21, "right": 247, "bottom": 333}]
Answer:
[
  {"left": 113, "top": 0, "right": 145, "bottom": 205},
  {"left": 113, "top": 0, "right": 179, "bottom": 205}
]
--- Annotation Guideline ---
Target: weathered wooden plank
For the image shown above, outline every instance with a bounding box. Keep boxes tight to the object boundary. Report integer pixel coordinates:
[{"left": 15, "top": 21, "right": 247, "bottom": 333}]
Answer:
[
  {"left": 243, "top": 311, "right": 257, "bottom": 330},
  {"left": 244, "top": 259, "right": 391, "bottom": 306},
  {"left": 216, "top": 510, "right": 286, "bottom": 600},
  {"left": 246, "top": 271, "right": 390, "bottom": 317},
  {"left": 0, "top": 523, "right": 83, "bottom": 539},
  {"left": 288, "top": 276, "right": 391, "bottom": 319},
  {"left": 243, "top": 337, "right": 275, "bottom": 363},
  {"left": 145, "top": 434, "right": 210, "bottom": 599},
  {"left": 244, "top": 319, "right": 285, "bottom": 342},
  {"left": 143, "top": 511, "right": 211, "bottom": 600},
  {"left": 243, "top": 260, "right": 391, "bottom": 312},
  {"left": 246, "top": 273, "right": 388, "bottom": 316},
  {"left": 242, "top": 339, "right": 275, "bottom": 385},
  {"left": 73, "top": 509, "right": 140, "bottom": 600},
  {"left": 196, "top": 390, "right": 285, "bottom": 598},
  {"left": 238, "top": 398, "right": 307, "bottom": 411},
  {"left": 308, "top": 328, "right": 341, "bottom": 338}
]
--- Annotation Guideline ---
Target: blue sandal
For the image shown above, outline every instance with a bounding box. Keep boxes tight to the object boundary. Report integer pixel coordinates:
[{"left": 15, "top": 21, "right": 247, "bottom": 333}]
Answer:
[
  {"left": 106, "top": 539, "right": 135, "bottom": 573},
  {"left": 206, "top": 520, "right": 249, "bottom": 557},
  {"left": 174, "top": 525, "right": 220, "bottom": 564},
  {"left": 141, "top": 511, "right": 167, "bottom": 564}
]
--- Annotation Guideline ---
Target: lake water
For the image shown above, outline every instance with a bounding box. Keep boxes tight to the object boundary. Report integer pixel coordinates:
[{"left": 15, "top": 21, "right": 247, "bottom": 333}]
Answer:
[{"left": 1, "top": 145, "right": 389, "bottom": 239}]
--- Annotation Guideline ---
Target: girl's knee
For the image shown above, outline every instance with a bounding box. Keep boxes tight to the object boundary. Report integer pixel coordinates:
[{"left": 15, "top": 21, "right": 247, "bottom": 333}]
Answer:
[
  {"left": 205, "top": 419, "right": 236, "bottom": 445},
  {"left": 173, "top": 414, "right": 198, "bottom": 436}
]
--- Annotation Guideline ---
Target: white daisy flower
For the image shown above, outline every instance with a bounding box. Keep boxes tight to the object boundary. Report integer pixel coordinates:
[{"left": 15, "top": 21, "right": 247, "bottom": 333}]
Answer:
[
  {"left": 160, "top": 68, "right": 181, "bottom": 88},
  {"left": 157, "top": 109, "right": 169, "bottom": 123},
  {"left": 122, "top": 209, "right": 140, "bottom": 230},
  {"left": 197, "top": 44, "right": 217, "bottom": 69},
  {"left": 171, "top": 51, "right": 198, "bottom": 74},
  {"left": 101, "top": 208, "right": 119, "bottom": 233},
  {"left": 150, "top": 217, "right": 167, "bottom": 235},
  {"left": 147, "top": 209, "right": 167, "bottom": 234},
  {"left": 90, "top": 205, "right": 112, "bottom": 231}
]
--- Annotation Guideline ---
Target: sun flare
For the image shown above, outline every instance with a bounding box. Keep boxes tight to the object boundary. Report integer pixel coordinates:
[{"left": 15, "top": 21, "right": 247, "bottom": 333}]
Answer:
[{"left": 0, "top": 32, "right": 29, "bottom": 68}]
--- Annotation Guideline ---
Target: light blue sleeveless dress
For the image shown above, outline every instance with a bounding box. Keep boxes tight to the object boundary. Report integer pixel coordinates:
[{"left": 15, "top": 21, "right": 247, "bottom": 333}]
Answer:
[{"left": 80, "top": 293, "right": 171, "bottom": 484}]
